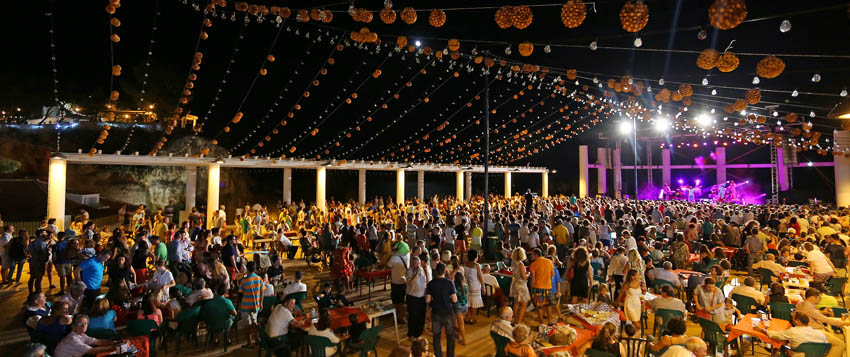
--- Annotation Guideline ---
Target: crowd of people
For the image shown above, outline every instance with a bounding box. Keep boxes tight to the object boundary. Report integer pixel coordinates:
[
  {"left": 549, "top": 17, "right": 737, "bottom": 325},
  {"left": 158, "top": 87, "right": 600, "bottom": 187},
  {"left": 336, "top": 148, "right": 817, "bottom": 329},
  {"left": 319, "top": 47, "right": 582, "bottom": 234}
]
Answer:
[{"left": 3, "top": 190, "right": 850, "bottom": 357}]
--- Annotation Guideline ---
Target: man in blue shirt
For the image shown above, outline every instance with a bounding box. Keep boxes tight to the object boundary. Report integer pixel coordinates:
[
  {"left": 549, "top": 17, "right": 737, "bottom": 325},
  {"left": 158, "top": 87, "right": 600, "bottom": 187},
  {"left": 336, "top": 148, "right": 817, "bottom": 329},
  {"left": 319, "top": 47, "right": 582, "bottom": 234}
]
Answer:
[
  {"left": 27, "top": 232, "right": 49, "bottom": 294},
  {"left": 52, "top": 232, "right": 72, "bottom": 295},
  {"left": 76, "top": 250, "right": 112, "bottom": 300}
]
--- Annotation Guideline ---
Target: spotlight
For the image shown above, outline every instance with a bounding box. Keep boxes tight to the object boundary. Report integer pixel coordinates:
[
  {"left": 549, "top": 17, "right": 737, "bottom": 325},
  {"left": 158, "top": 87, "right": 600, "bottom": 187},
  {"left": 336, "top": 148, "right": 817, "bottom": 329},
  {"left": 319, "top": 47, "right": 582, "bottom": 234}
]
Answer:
[
  {"left": 807, "top": 162, "right": 813, "bottom": 167},
  {"left": 654, "top": 118, "right": 670, "bottom": 133},
  {"left": 50, "top": 152, "right": 66, "bottom": 160},
  {"left": 678, "top": 179, "right": 684, "bottom": 185},
  {"left": 696, "top": 113, "right": 712, "bottom": 127},
  {"left": 618, "top": 121, "right": 632, "bottom": 135},
  {"left": 213, "top": 158, "right": 225, "bottom": 164},
  {"left": 695, "top": 179, "right": 701, "bottom": 185}
]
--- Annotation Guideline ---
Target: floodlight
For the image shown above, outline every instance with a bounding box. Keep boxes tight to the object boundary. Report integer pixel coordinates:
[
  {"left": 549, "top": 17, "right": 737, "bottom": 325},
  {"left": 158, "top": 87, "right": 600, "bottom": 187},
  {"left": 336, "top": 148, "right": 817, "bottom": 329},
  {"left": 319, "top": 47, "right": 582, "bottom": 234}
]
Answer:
[
  {"left": 654, "top": 118, "right": 670, "bottom": 133},
  {"left": 695, "top": 113, "right": 712, "bottom": 128},
  {"left": 618, "top": 121, "right": 632, "bottom": 135}
]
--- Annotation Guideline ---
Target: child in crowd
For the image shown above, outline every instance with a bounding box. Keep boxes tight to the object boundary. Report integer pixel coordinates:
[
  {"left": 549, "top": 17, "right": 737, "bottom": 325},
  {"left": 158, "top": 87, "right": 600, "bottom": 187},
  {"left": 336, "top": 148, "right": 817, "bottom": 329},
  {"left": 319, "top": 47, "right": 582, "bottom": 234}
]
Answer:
[
  {"left": 720, "top": 298, "right": 740, "bottom": 331},
  {"left": 596, "top": 283, "right": 613, "bottom": 305}
]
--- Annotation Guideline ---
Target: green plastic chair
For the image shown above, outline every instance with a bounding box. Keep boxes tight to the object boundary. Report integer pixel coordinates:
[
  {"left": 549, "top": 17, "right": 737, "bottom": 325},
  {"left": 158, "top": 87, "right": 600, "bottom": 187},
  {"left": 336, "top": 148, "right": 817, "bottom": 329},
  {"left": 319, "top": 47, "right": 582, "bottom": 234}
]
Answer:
[
  {"left": 651, "top": 279, "right": 676, "bottom": 294},
  {"left": 591, "top": 262, "right": 605, "bottom": 277},
  {"left": 757, "top": 268, "right": 776, "bottom": 290},
  {"left": 496, "top": 275, "right": 513, "bottom": 304},
  {"left": 286, "top": 292, "right": 308, "bottom": 312},
  {"left": 791, "top": 342, "right": 832, "bottom": 357},
  {"left": 652, "top": 309, "right": 684, "bottom": 336},
  {"left": 346, "top": 326, "right": 381, "bottom": 357},
  {"left": 585, "top": 348, "right": 617, "bottom": 357},
  {"left": 163, "top": 305, "right": 201, "bottom": 354},
  {"left": 490, "top": 331, "right": 511, "bottom": 357},
  {"left": 769, "top": 301, "right": 795, "bottom": 322},
  {"left": 620, "top": 337, "right": 649, "bottom": 357},
  {"left": 85, "top": 328, "right": 120, "bottom": 340},
  {"left": 827, "top": 277, "right": 847, "bottom": 307},
  {"left": 731, "top": 294, "right": 759, "bottom": 315},
  {"left": 304, "top": 335, "right": 342, "bottom": 357},
  {"left": 202, "top": 312, "right": 235, "bottom": 352},
  {"left": 256, "top": 324, "right": 290, "bottom": 357},
  {"left": 695, "top": 316, "right": 729, "bottom": 354},
  {"left": 126, "top": 318, "right": 160, "bottom": 355},
  {"left": 259, "top": 296, "right": 281, "bottom": 321},
  {"left": 832, "top": 307, "right": 848, "bottom": 317}
]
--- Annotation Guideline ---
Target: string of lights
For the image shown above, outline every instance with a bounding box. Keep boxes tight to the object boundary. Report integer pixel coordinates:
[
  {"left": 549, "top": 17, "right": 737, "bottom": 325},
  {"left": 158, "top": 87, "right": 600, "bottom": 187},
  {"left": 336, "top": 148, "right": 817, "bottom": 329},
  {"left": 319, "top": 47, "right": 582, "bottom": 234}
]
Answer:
[
  {"left": 119, "top": 1, "right": 161, "bottom": 154},
  {"left": 340, "top": 58, "right": 473, "bottom": 160},
  {"left": 244, "top": 35, "right": 346, "bottom": 159},
  {"left": 293, "top": 49, "right": 393, "bottom": 159}
]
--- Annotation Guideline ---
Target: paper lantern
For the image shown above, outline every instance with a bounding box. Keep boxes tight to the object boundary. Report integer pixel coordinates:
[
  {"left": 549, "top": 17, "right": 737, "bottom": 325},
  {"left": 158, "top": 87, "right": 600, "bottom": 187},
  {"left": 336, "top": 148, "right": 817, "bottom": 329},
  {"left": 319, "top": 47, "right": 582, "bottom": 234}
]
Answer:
[
  {"left": 203, "top": 18, "right": 212, "bottom": 27},
  {"left": 716, "top": 52, "right": 739, "bottom": 72},
  {"left": 235, "top": 2, "right": 248, "bottom": 11},
  {"left": 110, "top": 34, "right": 120, "bottom": 43},
  {"left": 396, "top": 36, "right": 407, "bottom": 48},
  {"left": 619, "top": 1, "right": 649, "bottom": 33},
  {"left": 678, "top": 84, "right": 693, "bottom": 97},
  {"left": 448, "top": 39, "right": 460, "bottom": 52},
  {"left": 429, "top": 9, "right": 446, "bottom": 27},
  {"left": 111, "top": 65, "right": 122, "bottom": 76},
  {"left": 224, "top": 126, "right": 230, "bottom": 133},
  {"left": 450, "top": 51, "right": 460, "bottom": 60},
  {"left": 494, "top": 6, "right": 513, "bottom": 29},
  {"left": 709, "top": 0, "right": 747, "bottom": 30},
  {"left": 322, "top": 10, "right": 333, "bottom": 23},
  {"left": 512, "top": 6, "right": 533, "bottom": 29},
  {"left": 373, "top": 69, "right": 382, "bottom": 78},
  {"left": 310, "top": 8, "right": 321, "bottom": 21},
  {"left": 267, "top": 55, "right": 275, "bottom": 62},
  {"left": 560, "top": 0, "right": 587, "bottom": 28},
  {"left": 724, "top": 105, "right": 734, "bottom": 113},
  {"left": 110, "top": 18, "right": 121, "bottom": 27},
  {"left": 745, "top": 89, "right": 761, "bottom": 104},
  {"left": 566, "top": 69, "right": 577, "bottom": 80},
  {"left": 110, "top": 91, "right": 119, "bottom": 101},
  {"left": 696, "top": 48, "right": 720, "bottom": 70},
  {"left": 232, "top": 112, "right": 243, "bottom": 123},
  {"left": 200, "top": 31, "right": 208, "bottom": 40},
  {"left": 785, "top": 112, "right": 798, "bottom": 123},
  {"left": 380, "top": 7, "right": 396, "bottom": 24},
  {"left": 732, "top": 99, "right": 747, "bottom": 111},
  {"left": 105, "top": 4, "right": 116, "bottom": 14},
  {"left": 259, "top": 68, "right": 268, "bottom": 76},
  {"left": 671, "top": 92, "right": 683, "bottom": 101},
  {"left": 279, "top": 7, "right": 291, "bottom": 18},
  {"left": 518, "top": 42, "right": 534, "bottom": 56},
  {"left": 401, "top": 7, "right": 417, "bottom": 24},
  {"left": 756, "top": 56, "right": 785, "bottom": 79},
  {"left": 352, "top": 8, "right": 373, "bottom": 23},
  {"left": 297, "top": 9, "right": 310, "bottom": 22}
]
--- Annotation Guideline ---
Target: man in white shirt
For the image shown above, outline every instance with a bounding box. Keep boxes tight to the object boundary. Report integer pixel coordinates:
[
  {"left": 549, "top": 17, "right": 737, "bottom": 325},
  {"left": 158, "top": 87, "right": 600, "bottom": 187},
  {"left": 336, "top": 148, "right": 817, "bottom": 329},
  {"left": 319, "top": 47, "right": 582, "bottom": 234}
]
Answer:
[
  {"left": 55, "top": 315, "right": 118, "bottom": 357},
  {"left": 0, "top": 224, "right": 13, "bottom": 285},
  {"left": 624, "top": 230, "right": 638, "bottom": 252},
  {"left": 481, "top": 264, "right": 505, "bottom": 307},
  {"left": 752, "top": 253, "right": 785, "bottom": 276},
  {"left": 795, "top": 288, "right": 850, "bottom": 357},
  {"left": 519, "top": 224, "right": 530, "bottom": 246},
  {"left": 210, "top": 228, "right": 223, "bottom": 246},
  {"left": 648, "top": 262, "right": 682, "bottom": 288},
  {"left": 388, "top": 252, "right": 408, "bottom": 323},
  {"left": 149, "top": 260, "right": 176, "bottom": 298},
  {"left": 266, "top": 297, "right": 305, "bottom": 338},
  {"left": 729, "top": 277, "right": 765, "bottom": 306},
  {"left": 282, "top": 271, "right": 307, "bottom": 296},
  {"left": 527, "top": 226, "right": 540, "bottom": 250},
  {"left": 607, "top": 247, "right": 628, "bottom": 297},
  {"left": 61, "top": 281, "right": 87, "bottom": 314},
  {"left": 804, "top": 242, "right": 837, "bottom": 283},
  {"left": 758, "top": 313, "right": 827, "bottom": 357},
  {"left": 406, "top": 256, "right": 429, "bottom": 339}
]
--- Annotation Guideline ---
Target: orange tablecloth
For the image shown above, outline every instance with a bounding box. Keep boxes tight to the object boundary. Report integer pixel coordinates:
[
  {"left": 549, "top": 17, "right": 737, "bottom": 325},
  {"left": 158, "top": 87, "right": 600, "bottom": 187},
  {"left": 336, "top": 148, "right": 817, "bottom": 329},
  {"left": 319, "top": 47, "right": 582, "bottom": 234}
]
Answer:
[
  {"left": 354, "top": 269, "right": 391, "bottom": 280},
  {"left": 540, "top": 327, "right": 595, "bottom": 356},
  {"left": 97, "top": 336, "right": 149, "bottom": 357},
  {"left": 688, "top": 254, "right": 701, "bottom": 264},
  {"left": 721, "top": 248, "right": 737, "bottom": 259},
  {"left": 726, "top": 314, "right": 792, "bottom": 349},
  {"left": 298, "top": 307, "right": 370, "bottom": 330}
]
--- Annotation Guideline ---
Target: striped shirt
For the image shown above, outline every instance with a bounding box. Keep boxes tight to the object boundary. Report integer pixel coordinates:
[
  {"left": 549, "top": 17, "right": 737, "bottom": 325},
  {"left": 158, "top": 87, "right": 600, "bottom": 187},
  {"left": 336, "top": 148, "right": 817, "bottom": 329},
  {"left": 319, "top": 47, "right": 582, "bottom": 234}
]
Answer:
[{"left": 239, "top": 273, "right": 263, "bottom": 312}]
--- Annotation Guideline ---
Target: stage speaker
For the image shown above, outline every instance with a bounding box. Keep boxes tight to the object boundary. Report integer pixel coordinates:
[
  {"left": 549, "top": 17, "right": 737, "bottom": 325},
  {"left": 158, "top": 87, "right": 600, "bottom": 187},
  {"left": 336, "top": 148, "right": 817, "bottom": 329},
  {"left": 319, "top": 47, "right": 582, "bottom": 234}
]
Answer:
[{"left": 782, "top": 143, "right": 798, "bottom": 166}]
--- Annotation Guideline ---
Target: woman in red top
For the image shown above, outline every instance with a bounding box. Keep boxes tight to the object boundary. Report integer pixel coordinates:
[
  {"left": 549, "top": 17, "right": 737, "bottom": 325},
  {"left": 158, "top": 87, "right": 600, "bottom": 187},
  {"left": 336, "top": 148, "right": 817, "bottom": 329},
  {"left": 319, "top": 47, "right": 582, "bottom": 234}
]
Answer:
[{"left": 332, "top": 241, "right": 354, "bottom": 292}]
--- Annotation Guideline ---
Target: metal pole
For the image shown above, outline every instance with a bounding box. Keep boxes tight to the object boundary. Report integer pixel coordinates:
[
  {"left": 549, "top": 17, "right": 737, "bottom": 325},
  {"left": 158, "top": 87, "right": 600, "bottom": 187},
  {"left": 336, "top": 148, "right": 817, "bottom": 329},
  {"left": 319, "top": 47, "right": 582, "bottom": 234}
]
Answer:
[
  {"left": 483, "top": 67, "right": 490, "bottom": 244},
  {"left": 632, "top": 115, "right": 639, "bottom": 198}
]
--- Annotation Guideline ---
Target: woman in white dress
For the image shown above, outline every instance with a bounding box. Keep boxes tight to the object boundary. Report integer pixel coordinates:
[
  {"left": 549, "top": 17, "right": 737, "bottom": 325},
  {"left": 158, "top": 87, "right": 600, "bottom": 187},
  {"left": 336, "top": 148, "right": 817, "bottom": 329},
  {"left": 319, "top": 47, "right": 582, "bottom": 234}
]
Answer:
[
  {"left": 621, "top": 268, "right": 644, "bottom": 336},
  {"left": 463, "top": 249, "right": 485, "bottom": 324},
  {"left": 510, "top": 247, "right": 531, "bottom": 325}
]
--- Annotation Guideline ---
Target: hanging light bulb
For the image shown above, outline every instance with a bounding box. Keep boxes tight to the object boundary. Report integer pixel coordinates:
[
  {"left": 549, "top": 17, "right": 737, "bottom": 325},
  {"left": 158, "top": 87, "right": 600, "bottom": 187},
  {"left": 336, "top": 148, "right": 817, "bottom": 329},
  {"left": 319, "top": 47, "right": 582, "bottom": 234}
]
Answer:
[
  {"left": 697, "top": 28, "right": 707, "bottom": 40},
  {"left": 810, "top": 110, "right": 816, "bottom": 117},
  {"left": 633, "top": 37, "right": 643, "bottom": 47},
  {"left": 592, "top": 77, "right": 598, "bottom": 83},
  {"left": 702, "top": 77, "right": 709, "bottom": 85},
  {"left": 841, "top": 88, "right": 848, "bottom": 97},
  {"left": 658, "top": 78, "right": 665, "bottom": 85},
  {"left": 752, "top": 76, "right": 760, "bottom": 85},
  {"left": 812, "top": 73, "right": 822, "bottom": 83},
  {"left": 792, "top": 89, "right": 799, "bottom": 97},
  {"left": 544, "top": 44, "right": 551, "bottom": 54},
  {"left": 589, "top": 40, "right": 598, "bottom": 51},
  {"left": 505, "top": 46, "right": 512, "bottom": 55},
  {"left": 710, "top": 108, "right": 716, "bottom": 113},
  {"left": 711, "top": 89, "right": 717, "bottom": 96},
  {"left": 772, "top": 110, "right": 779, "bottom": 117},
  {"left": 779, "top": 19, "right": 792, "bottom": 33}
]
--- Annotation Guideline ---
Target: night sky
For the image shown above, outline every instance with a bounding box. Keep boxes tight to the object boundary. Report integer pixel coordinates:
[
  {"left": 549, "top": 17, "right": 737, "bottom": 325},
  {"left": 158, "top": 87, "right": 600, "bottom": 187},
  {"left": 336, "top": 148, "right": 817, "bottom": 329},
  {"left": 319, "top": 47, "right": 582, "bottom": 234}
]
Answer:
[{"left": 2, "top": 0, "right": 849, "bottom": 197}]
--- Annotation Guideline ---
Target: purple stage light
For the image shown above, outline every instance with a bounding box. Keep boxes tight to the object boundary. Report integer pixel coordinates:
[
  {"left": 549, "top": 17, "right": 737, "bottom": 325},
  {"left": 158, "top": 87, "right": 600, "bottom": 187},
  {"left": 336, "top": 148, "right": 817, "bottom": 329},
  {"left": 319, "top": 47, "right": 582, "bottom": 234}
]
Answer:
[
  {"left": 678, "top": 179, "right": 684, "bottom": 185},
  {"left": 695, "top": 179, "right": 701, "bottom": 185}
]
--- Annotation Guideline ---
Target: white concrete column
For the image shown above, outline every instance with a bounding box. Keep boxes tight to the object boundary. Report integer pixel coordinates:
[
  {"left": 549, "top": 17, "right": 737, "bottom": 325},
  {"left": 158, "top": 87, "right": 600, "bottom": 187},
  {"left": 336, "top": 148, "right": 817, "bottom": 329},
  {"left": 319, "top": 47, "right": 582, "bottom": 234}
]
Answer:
[
  {"left": 283, "top": 168, "right": 292, "bottom": 204},
  {"left": 597, "top": 147, "right": 607, "bottom": 195},
  {"left": 613, "top": 148, "right": 623, "bottom": 198},
  {"left": 185, "top": 166, "right": 197, "bottom": 212},
  {"left": 542, "top": 172, "right": 549, "bottom": 197},
  {"left": 316, "top": 167, "right": 326, "bottom": 211},
  {"left": 662, "top": 148, "right": 671, "bottom": 187},
  {"left": 417, "top": 170, "right": 425, "bottom": 201},
  {"left": 504, "top": 172, "right": 512, "bottom": 197},
  {"left": 835, "top": 131, "right": 850, "bottom": 207},
  {"left": 47, "top": 158, "right": 67, "bottom": 231},
  {"left": 358, "top": 169, "right": 366, "bottom": 204},
  {"left": 206, "top": 164, "right": 220, "bottom": 229},
  {"left": 464, "top": 172, "right": 472, "bottom": 200},
  {"left": 716, "top": 147, "right": 727, "bottom": 186},
  {"left": 396, "top": 169, "right": 405, "bottom": 204},
  {"left": 579, "top": 145, "right": 589, "bottom": 198},
  {"left": 456, "top": 171, "right": 464, "bottom": 201},
  {"left": 777, "top": 146, "right": 789, "bottom": 191}
]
